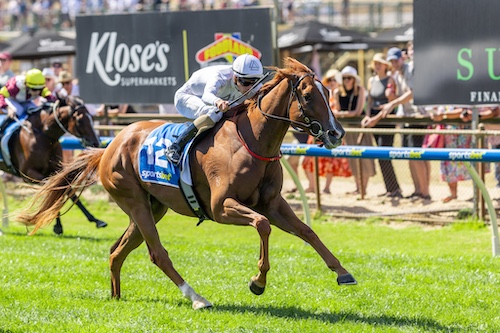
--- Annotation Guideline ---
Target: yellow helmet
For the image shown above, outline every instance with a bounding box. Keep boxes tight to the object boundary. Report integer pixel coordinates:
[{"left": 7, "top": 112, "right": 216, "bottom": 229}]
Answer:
[{"left": 26, "top": 68, "right": 45, "bottom": 89}]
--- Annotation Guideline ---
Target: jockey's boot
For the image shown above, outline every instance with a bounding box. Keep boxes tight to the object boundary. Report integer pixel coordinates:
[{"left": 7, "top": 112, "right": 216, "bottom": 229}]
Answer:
[
  {"left": 0, "top": 117, "right": 14, "bottom": 142},
  {"left": 165, "top": 123, "right": 198, "bottom": 165}
]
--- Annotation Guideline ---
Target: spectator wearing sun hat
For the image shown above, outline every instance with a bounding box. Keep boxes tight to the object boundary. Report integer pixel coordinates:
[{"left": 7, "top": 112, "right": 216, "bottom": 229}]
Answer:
[
  {"left": 332, "top": 65, "right": 376, "bottom": 197},
  {"left": 362, "top": 52, "right": 402, "bottom": 198},
  {"left": 0, "top": 52, "right": 15, "bottom": 87},
  {"left": 57, "top": 70, "right": 80, "bottom": 98}
]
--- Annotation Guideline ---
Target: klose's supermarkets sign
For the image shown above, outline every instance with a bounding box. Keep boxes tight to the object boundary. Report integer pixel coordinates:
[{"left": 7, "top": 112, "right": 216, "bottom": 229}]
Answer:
[{"left": 76, "top": 9, "right": 273, "bottom": 104}]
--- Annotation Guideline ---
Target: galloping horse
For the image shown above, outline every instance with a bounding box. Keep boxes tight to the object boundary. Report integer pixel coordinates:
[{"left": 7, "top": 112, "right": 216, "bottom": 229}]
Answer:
[
  {"left": 18, "top": 58, "right": 356, "bottom": 309},
  {"left": 2, "top": 95, "right": 107, "bottom": 234}
]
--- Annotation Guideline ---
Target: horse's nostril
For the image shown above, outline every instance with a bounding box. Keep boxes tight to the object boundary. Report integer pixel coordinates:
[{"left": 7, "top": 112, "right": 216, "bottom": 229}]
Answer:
[{"left": 328, "top": 129, "right": 343, "bottom": 140}]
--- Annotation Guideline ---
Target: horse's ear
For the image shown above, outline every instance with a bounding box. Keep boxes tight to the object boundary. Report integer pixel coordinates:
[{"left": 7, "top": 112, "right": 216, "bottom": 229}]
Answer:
[{"left": 74, "top": 96, "right": 85, "bottom": 106}]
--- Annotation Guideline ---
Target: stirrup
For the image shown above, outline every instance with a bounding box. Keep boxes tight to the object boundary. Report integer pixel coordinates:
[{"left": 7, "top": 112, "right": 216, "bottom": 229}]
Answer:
[{"left": 166, "top": 145, "right": 182, "bottom": 165}]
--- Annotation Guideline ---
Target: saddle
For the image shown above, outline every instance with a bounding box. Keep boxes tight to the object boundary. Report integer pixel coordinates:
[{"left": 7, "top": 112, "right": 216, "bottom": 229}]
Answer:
[{"left": 137, "top": 122, "right": 210, "bottom": 224}]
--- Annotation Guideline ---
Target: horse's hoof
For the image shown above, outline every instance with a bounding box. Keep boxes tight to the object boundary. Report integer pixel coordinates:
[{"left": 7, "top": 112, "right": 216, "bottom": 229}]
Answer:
[
  {"left": 337, "top": 273, "right": 357, "bottom": 285},
  {"left": 192, "top": 295, "right": 212, "bottom": 310},
  {"left": 192, "top": 300, "right": 212, "bottom": 310},
  {"left": 249, "top": 280, "right": 265, "bottom": 295},
  {"left": 94, "top": 220, "right": 108, "bottom": 228},
  {"left": 53, "top": 224, "right": 63, "bottom": 235}
]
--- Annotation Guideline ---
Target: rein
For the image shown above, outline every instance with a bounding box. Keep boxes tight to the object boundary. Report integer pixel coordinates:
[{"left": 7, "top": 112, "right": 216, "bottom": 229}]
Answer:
[
  {"left": 51, "top": 100, "right": 87, "bottom": 145},
  {"left": 256, "top": 73, "right": 326, "bottom": 140},
  {"left": 232, "top": 72, "right": 325, "bottom": 162},
  {"left": 52, "top": 100, "right": 73, "bottom": 137}
]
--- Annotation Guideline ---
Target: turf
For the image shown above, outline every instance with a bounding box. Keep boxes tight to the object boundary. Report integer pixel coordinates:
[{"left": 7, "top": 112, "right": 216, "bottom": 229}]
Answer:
[{"left": 1, "top": 193, "right": 499, "bottom": 333}]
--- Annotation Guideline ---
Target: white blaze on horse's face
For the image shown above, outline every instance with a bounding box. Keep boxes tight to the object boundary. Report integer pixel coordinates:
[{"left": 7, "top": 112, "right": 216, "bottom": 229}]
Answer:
[{"left": 314, "top": 81, "right": 345, "bottom": 148}]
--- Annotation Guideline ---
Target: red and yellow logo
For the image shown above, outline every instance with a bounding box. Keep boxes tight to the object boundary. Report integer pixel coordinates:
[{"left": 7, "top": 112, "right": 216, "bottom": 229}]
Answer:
[{"left": 196, "top": 33, "right": 262, "bottom": 65}]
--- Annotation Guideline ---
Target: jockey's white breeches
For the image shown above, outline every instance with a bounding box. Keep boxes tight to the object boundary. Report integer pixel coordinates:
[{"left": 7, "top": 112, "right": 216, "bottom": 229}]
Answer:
[{"left": 174, "top": 92, "right": 223, "bottom": 123}]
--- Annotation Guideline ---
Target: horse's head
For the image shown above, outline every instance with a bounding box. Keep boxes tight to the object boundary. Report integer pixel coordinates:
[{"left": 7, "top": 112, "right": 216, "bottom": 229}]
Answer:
[
  {"left": 264, "top": 58, "right": 345, "bottom": 149},
  {"left": 57, "top": 97, "right": 100, "bottom": 148}
]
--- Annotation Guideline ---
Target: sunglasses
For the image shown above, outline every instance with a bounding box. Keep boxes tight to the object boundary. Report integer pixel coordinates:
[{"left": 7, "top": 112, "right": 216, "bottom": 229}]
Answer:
[
  {"left": 45, "top": 78, "right": 52, "bottom": 82},
  {"left": 326, "top": 78, "right": 335, "bottom": 82},
  {"left": 237, "top": 77, "right": 258, "bottom": 86},
  {"left": 52, "top": 63, "right": 62, "bottom": 68},
  {"left": 62, "top": 81, "right": 71, "bottom": 85},
  {"left": 343, "top": 77, "right": 354, "bottom": 81},
  {"left": 29, "top": 88, "right": 43, "bottom": 92}
]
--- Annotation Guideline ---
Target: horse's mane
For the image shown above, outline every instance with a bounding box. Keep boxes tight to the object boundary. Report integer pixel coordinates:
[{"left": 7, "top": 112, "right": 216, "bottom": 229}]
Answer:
[{"left": 228, "top": 57, "right": 314, "bottom": 115}]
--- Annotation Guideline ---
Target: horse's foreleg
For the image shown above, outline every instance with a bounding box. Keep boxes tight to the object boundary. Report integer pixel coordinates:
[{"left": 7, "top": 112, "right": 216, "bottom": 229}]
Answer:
[
  {"left": 217, "top": 198, "right": 271, "bottom": 295},
  {"left": 269, "top": 197, "right": 357, "bottom": 285},
  {"left": 70, "top": 195, "right": 107, "bottom": 228}
]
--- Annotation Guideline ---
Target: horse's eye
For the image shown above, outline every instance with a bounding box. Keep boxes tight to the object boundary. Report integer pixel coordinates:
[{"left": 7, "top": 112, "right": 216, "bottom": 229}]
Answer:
[{"left": 303, "top": 93, "right": 312, "bottom": 103}]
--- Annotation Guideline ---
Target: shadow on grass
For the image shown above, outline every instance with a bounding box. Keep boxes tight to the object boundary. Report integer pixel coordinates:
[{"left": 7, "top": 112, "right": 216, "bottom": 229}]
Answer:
[
  {"left": 213, "top": 303, "right": 463, "bottom": 332},
  {"left": 3, "top": 230, "right": 118, "bottom": 242}
]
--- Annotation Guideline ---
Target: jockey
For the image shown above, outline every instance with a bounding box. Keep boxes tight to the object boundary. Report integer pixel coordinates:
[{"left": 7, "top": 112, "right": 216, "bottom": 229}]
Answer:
[
  {"left": 0, "top": 68, "right": 57, "bottom": 136},
  {"left": 165, "top": 53, "right": 264, "bottom": 164}
]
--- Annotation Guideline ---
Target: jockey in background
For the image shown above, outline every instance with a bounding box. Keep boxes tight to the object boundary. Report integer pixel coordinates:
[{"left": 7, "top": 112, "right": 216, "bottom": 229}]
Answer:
[
  {"left": 0, "top": 68, "right": 57, "bottom": 137},
  {"left": 165, "top": 53, "right": 264, "bottom": 164}
]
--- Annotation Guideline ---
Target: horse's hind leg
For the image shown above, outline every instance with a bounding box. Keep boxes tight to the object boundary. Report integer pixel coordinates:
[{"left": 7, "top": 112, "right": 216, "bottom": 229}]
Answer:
[
  {"left": 269, "top": 197, "right": 357, "bottom": 285},
  {"left": 111, "top": 194, "right": 211, "bottom": 309},
  {"left": 109, "top": 198, "right": 167, "bottom": 299},
  {"left": 53, "top": 214, "right": 63, "bottom": 235},
  {"left": 70, "top": 195, "right": 108, "bottom": 228},
  {"left": 110, "top": 218, "right": 144, "bottom": 299}
]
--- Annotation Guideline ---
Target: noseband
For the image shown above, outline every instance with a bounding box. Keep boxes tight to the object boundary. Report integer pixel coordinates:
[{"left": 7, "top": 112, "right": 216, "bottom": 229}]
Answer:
[{"left": 257, "top": 73, "right": 326, "bottom": 140}]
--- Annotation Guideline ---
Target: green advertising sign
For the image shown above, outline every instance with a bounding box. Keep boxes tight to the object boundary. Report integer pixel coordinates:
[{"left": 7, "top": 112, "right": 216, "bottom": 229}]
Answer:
[{"left": 414, "top": 0, "right": 500, "bottom": 106}]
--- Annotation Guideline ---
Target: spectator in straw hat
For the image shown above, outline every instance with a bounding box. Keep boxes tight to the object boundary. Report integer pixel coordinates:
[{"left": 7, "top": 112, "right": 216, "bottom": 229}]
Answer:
[
  {"left": 57, "top": 70, "right": 79, "bottom": 98},
  {"left": 0, "top": 52, "right": 14, "bottom": 87},
  {"left": 332, "top": 65, "right": 376, "bottom": 196},
  {"left": 362, "top": 52, "right": 402, "bottom": 198}
]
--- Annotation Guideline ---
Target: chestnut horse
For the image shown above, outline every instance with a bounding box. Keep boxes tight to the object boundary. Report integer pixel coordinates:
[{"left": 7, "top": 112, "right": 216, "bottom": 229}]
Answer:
[
  {"left": 18, "top": 58, "right": 356, "bottom": 309},
  {"left": 3, "top": 96, "right": 107, "bottom": 234}
]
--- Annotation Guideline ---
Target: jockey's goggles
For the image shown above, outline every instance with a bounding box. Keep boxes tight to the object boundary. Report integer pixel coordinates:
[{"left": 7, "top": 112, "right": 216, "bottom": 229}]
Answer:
[{"left": 237, "top": 77, "right": 258, "bottom": 87}]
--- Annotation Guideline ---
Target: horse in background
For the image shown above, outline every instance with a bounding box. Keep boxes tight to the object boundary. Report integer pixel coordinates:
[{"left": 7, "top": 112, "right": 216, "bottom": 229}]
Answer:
[
  {"left": 18, "top": 58, "right": 355, "bottom": 310},
  {"left": 1, "top": 95, "right": 107, "bottom": 234}
]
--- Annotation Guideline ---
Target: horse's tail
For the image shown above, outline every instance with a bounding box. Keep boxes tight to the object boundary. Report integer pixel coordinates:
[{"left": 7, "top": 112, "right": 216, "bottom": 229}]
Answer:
[{"left": 17, "top": 148, "right": 104, "bottom": 234}]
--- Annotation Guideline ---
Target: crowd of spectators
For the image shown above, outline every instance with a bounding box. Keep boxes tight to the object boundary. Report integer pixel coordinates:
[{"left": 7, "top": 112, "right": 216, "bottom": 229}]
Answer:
[
  {"left": 0, "top": 0, "right": 261, "bottom": 31},
  {"left": 291, "top": 40, "right": 500, "bottom": 204}
]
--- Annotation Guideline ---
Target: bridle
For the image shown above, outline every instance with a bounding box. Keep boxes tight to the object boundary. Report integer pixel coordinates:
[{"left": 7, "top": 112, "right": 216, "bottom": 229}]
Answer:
[
  {"left": 234, "top": 72, "right": 330, "bottom": 162},
  {"left": 52, "top": 100, "right": 92, "bottom": 147},
  {"left": 257, "top": 72, "right": 327, "bottom": 141}
]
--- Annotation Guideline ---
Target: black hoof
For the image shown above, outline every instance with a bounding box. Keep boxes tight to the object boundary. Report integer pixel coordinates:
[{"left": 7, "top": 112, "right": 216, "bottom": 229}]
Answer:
[
  {"left": 337, "top": 273, "right": 357, "bottom": 285},
  {"left": 94, "top": 220, "right": 108, "bottom": 228},
  {"left": 249, "top": 280, "right": 265, "bottom": 295},
  {"left": 53, "top": 224, "right": 63, "bottom": 235}
]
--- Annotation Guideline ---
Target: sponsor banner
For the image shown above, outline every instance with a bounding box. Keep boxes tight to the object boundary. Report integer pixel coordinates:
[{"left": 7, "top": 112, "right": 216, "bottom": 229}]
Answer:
[
  {"left": 414, "top": 0, "right": 500, "bottom": 106},
  {"left": 280, "top": 144, "right": 497, "bottom": 162},
  {"left": 75, "top": 8, "right": 274, "bottom": 104}
]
